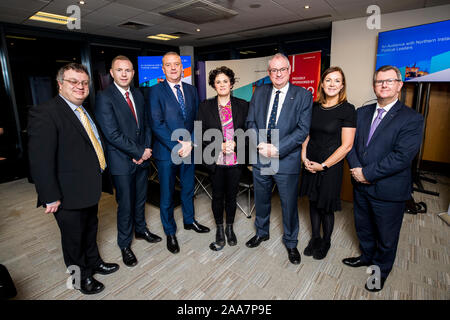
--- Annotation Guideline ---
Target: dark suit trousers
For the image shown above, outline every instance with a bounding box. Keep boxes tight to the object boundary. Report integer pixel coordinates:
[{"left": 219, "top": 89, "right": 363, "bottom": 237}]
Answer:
[
  {"left": 253, "top": 167, "right": 300, "bottom": 248},
  {"left": 210, "top": 165, "right": 243, "bottom": 225},
  {"left": 53, "top": 205, "right": 102, "bottom": 280},
  {"left": 156, "top": 160, "right": 195, "bottom": 235},
  {"left": 353, "top": 187, "right": 405, "bottom": 278},
  {"left": 112, "top": 166, "right": 149, "bottom": 249}
]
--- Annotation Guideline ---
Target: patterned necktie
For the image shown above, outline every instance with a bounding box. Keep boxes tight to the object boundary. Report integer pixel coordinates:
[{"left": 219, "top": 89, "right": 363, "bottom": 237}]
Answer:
[
  {"left": 267, "top": 90, "right": 281, "bottom": 143},
  {"left": 174, "top": 84, "right": 186, "bottom": 119},
  {"left": 125, "top": 91, "right": 138, "bottom": 125},
  {"left": 366, "top": 108, "right": 386, "bottom": 146},
  {"left": 76, "top": 107, "right": 106, "bottom": 171}
]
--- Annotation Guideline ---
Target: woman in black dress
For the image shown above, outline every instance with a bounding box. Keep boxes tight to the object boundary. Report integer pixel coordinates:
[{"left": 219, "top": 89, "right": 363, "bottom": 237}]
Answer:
[
  {"left": 197, "top": 66, "right": 249, "bottom": 251},
  {"left": 300, "top": 66, "right": 356, "bottom": 260}
]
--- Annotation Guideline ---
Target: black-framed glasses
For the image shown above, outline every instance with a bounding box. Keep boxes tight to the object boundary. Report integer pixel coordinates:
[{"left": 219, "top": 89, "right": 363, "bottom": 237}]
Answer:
[
  {"left": 63, "top": 79, "right": 90, "bottom": 87},
  {"left": 374, "top": 79, "right": 401, "bottom": 86},
  {"left": 269, "top": 67, "right": 289, "bottom": 74}
]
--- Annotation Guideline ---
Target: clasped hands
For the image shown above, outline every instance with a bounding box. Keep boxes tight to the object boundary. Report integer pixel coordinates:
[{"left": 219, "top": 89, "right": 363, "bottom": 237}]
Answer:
[
  {"left": 257, "top": 142, "right": 279, "bottom": 158},
  {"left": 133, "top": 148, "right": 152, "bottom": 165},
  {"left": 222, "top": 140, "right": 235, "bottom": 154},
  {"left": 177, "top": 139, "right": 193, "bottom": 158},
  {"left": 350, "top": 167, "right": 370, "bottom": 184},
  {"left": 302, "top": 157, "right": 323, "bottom": 173}
]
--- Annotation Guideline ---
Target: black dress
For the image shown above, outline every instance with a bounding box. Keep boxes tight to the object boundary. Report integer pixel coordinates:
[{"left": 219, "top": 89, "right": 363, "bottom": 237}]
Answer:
[{"left": 300, "top": 101, "right": 356, "bottom": 212}]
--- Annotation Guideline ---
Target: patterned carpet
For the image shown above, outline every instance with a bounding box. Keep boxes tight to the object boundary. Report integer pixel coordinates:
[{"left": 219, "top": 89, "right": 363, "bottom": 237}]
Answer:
[{"left": 0, "top": 173, "right": 448, "bottom": 300}]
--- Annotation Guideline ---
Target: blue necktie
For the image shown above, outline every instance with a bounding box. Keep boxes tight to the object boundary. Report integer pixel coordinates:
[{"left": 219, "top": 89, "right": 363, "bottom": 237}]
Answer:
[
  {"left": 267, "top": 90, "right": 280, "bottom": 143},
  {"left": 174, "top": 84, "right": 186, "bottom": 120}
]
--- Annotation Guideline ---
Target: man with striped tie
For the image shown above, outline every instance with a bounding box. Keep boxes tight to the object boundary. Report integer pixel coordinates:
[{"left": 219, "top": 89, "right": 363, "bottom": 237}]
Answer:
[{"left": 28, "top": 63, "right": 118, "bottom": 295}]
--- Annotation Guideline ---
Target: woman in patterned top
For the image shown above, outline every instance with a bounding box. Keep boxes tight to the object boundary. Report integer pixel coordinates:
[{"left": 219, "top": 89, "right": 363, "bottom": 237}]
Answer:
[{"left": 197, "top": 66, "right": 249, "bottom": 251}]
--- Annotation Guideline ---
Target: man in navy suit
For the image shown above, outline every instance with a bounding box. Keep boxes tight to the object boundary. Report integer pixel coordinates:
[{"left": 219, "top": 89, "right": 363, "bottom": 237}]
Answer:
[
  {"left": 149, "top": 52, "right": 210, "bottom": 254},
  {"left": 345, "top": 65, "right": 424, "bottom": 292},
  {"left": 95, "top": 55, "right": 161, "bottom": 268},
  {"left": 245, "top": 53, "right": 313, "bottom": 264}
]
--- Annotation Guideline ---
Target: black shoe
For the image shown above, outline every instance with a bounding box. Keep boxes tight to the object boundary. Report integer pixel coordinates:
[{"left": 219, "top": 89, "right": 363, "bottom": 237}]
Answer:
[
  {"left": 210, "top": 224, "right": 225, "bottom": 251},
  {"left": 303, "top": 237, "right": 321, "bottom": 257},
  {"left": 245, "top": 234, "right": 269, "bottom": 248},
  {"left": 121, "top": 247, "right": 137, "bottom": 267},
  {"left": 313, "top": 239, "right": 331, "bottom": 260},
  {"left": 94, "top": 262, "right": 119, "bottom": 275},
  {"left": 342, "top": 256, "right": 371, "bottom": 268},
  {"left": 286, "top": 247, "right": 301, "bottom": 265},
  {"left": 225, "top": 224, "right": 237, "bottom": 246},
  {"left": 184, "top": 220, "right": 210, "bottom": 233},
  {"left": 79, "top": 276, "right": 104, "bottom": 295},
  {"left": 135, "top": 229, "right": 162, "bottom": 243},
  {"left": 365, "top": 276, "right": 386, "bottom": 292},
  {"left": 167, "top": 235, "right": 180, "bottom": 254}
]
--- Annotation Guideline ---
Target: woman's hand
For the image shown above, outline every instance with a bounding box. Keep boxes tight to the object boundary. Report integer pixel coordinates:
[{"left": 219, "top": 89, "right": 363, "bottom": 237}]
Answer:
[
  {"left": 308, "top": 161, "right": 325, "bottom": 173},
  {"left": 303, "top": 157, "right": 316, "bottom": 173},
  {"left": 222, "top": 140, "right": 236, "bottom": 154}
]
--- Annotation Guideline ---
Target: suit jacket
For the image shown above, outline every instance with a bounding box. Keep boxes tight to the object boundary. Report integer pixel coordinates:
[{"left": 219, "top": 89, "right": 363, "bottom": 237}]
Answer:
[
  {"left": 197, "top": 95, "right": 249, "bottom": 172},
  {"left": 346, "top": 100, "right": 424, "bottom": 201},
  {"left": 28, "top": 95, "right": 113, "bottom": 210},
  {"left": 149, "top": 80, "right": 199, "bottom": 161},
  {"left": 94, "top": 84, "right": 152, "bottom": 175},
  {"left": 246, "top": 83, "right": 313, "bottom": 174}
]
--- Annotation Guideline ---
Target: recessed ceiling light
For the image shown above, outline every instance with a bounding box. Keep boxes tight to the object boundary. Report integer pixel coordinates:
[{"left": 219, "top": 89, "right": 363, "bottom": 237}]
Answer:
[
  {"left": 29, "top": 11, "right": 77, "bottom": 25},
  {"left": 79, "top": 0, "right": 85, "bottom": 5},
  {"left": 304, "top": 5, "right": 310, "bottom": 9},
  {"left": 196, "top": 28, "right": 201, "bottom": 32}
]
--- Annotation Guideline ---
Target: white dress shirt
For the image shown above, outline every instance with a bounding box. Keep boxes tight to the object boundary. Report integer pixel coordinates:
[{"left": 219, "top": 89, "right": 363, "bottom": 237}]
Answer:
[
  {"left": 371, "top": 99, "right": 397, "bottom": 124},
  {"left": 167, "top": 80, "right": 185, "bottom": 103},
  {"left": 114, "top": 82, "right": 138, "bottom": 125},
  {"left": 266, "top": 83, "right": 289, "bottom": 128}
]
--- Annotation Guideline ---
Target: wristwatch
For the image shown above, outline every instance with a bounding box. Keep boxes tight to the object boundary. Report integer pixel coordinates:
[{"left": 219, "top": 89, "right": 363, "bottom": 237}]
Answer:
[
  {"left": 190, "top": 141, "right": 198, "bottom": 148},
  {"left": 321, "top": 163, "right": 329, "bottom": 171}
]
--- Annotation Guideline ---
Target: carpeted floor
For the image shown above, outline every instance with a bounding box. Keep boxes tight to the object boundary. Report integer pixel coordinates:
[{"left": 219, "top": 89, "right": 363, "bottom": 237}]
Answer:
[{"left": 0, "top": 173, "right": 448, "bottom": 300}]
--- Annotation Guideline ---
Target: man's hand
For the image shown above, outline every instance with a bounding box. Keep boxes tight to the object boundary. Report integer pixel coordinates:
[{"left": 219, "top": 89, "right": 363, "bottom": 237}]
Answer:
[
  {"left": 45, "top": 200, "right": 61, "bottom": 214},
  {"left": 350, "top": 167, "right": 370, "bottom": 184},
  {"left": 141, "top": 148, "right": 152, "bottom": 160},
  {"left": 222, "top": 140, "right": 236, "bottom": 154},
  {"left": 257, "top": 142, "right": 279, "bottom": 158},
  {"left": 177, "top": 140, "right": 193, "bottom": 158},
  {"left": 133, "top": 158, "right": 144, "bottom": 165}
]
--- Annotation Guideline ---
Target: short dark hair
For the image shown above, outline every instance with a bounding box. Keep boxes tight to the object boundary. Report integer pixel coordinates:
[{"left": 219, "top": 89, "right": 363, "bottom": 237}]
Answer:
[
  {"left": 373, "top": 65, "right": 402, "bottom": 82},
  {"left": 111, "top": 55, "right": 133, "bottom": 69},
  {"left": 56, "top": 63, "right": 89, "bottom": 83},
  {"left": 208, "top": 66, "right": 235, "bottom": 88}
]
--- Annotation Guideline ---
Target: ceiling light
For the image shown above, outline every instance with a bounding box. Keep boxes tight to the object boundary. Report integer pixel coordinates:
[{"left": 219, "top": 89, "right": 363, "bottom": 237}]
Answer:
[
  {"left": 6, "top": 35, "right": 36, "bottom": 40},
  {"left": 79, "top": 0, "right": 85, "bottom": 4},
  {"left": 29, "top": 11, "right": 77, "bottom": 25},
  {"left": 240, "top": 51, "right": 248, "bottom": 55},
  {"left": 196, "top": 28, "right": 201, "bottom": 32},
  {"left": 156, "top": 33, "right": 179, "bottom": 39},
  {"left": 304, "top": 5, "right": 310, "bottom": 9},
  {"left": 147, "top": 35, "right": 171, "bottom": 41}
]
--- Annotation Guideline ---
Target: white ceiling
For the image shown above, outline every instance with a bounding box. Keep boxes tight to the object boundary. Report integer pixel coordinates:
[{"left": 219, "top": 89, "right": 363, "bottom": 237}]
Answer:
[{"left": 0, "top": 0, "right": 447, "bottom": 47}]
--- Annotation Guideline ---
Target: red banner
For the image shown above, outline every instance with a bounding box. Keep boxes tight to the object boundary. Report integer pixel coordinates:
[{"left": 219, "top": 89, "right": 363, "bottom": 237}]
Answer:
[{"left": 289, "top": 51, "right": 321, "bottom": 101}]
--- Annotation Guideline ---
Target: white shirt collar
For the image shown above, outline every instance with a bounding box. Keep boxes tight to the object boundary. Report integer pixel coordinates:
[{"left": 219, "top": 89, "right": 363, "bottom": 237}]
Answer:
[
  {"left": 167, "top": 80, "right": 183, "bottom": 90},
  {"left": 272, "top": 82, "right": 289, "bottom": 95},
  {"left": 376, "top": 99, "right": 397, "bottom": 113},
  {"left": 113, "top": 82, "right": 130, "bottom": 97}
]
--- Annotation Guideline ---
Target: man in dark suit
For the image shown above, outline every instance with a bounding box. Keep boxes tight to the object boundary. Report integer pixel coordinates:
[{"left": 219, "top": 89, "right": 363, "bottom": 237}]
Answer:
[
  {"left": 95, "top": 56, "right": 161, "bottom": 267},
  {"left": 28, "top": 63, "right": 119, "bottom": 295},
  {"left": 149, "top": 52, "right": 210, "bottom": 254},
  {"left": 345, "top": 65, "right": 424, "bottom": 292},
  {"left": 245, "top": 53, "right": 313, "bottom": 265}
]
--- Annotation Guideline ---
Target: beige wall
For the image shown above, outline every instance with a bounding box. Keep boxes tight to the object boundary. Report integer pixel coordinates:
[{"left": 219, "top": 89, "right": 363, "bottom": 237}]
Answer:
[{"left": 330, "top": 5, "right": 450, "bottom": 107}]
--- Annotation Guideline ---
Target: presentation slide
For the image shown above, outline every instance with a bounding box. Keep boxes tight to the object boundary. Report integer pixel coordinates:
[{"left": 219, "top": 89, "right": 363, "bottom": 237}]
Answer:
[
  {"left": 137, "top": 56, "right": 192, "bottom": 87},
  {"left": 376, "top": 19, "right": 450, "bottom": 82}
]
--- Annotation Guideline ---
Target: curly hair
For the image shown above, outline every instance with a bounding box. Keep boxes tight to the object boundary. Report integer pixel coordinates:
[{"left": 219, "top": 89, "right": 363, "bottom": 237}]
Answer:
[{"left": 208, "top": 66, "right": 235, "bottom": 88}]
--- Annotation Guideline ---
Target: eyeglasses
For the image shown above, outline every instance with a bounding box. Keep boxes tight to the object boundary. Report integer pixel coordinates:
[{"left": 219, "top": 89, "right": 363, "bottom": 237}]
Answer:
[
  {"left": 269, "top": 67, "right": 289, "bottom": 74},
  {"left": 374, "top": 79, "right": 401, "bottom": 86},
  {"left": 62, "top": 79, "right": 90, "bottom": 87}
]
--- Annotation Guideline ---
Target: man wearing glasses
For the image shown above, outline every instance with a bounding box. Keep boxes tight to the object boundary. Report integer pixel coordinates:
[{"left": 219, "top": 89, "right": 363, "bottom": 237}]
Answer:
[
  {"left": 345, "top": 65, "right": 424, "bottom": 292},
  {"left": 245, "top": 53, "right": 313, "bottom": 265},
  {"left": 28, "top": 63, "right": 118, "bottom": 295}
]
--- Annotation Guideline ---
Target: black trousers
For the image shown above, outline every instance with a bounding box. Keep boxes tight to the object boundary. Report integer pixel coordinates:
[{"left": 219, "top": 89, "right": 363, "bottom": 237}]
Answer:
[
  {"left": 112, "top": 166, "right": 149, "bottom": 249},
  {"left": 210, "top": 165, "right": 242, "bottom": 225},
  {"left": 53, "top": 204, "right": 102, "bottom": 280}
]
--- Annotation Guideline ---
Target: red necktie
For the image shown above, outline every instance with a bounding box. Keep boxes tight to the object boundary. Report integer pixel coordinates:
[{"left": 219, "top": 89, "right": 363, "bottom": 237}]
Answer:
[{"left": 125, "top": 91, "right": 138, "bottom": 124}]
